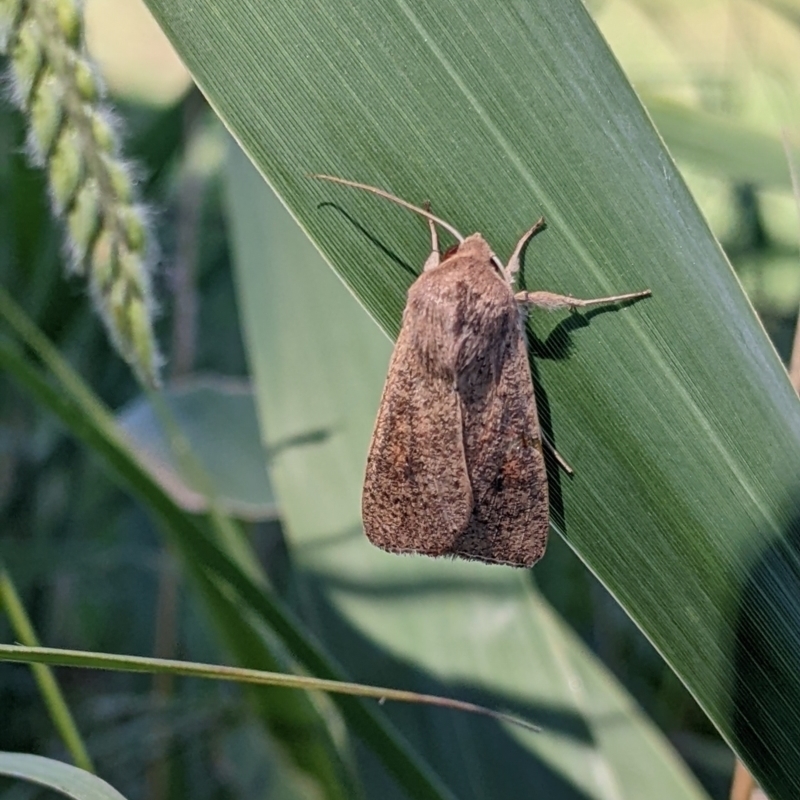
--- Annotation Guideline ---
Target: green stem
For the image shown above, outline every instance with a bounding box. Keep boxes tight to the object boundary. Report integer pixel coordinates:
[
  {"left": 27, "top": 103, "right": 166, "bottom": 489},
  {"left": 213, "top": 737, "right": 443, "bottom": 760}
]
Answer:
[{"left": 0, "top": 566, "right": 94, "bottom": 772}]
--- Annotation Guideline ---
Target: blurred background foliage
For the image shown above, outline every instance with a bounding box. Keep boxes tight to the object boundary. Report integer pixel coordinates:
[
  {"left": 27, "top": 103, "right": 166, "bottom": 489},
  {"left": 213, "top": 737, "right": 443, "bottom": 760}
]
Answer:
[{"left": 1, "top": 0, "right": 799, "bottom": 798}]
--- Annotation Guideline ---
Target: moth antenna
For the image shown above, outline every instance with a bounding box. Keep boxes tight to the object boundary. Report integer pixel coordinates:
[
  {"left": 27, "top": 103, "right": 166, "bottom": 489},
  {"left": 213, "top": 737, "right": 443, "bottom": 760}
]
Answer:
[{"left": 312, "top": 174, "right": 465, "bottom": 243}]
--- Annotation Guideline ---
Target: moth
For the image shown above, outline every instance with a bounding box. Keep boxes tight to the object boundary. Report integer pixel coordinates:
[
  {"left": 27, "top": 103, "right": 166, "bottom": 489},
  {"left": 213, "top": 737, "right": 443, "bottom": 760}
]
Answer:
[{"left": 314, "top": 175, "right": 651, "bottom": 567}]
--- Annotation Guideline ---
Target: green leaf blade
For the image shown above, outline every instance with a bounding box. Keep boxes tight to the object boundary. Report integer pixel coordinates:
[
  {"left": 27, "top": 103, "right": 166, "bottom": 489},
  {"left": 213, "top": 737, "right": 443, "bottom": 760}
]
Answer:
[{"left": 0, "top": 753, "right": 127, "bottom": 800}]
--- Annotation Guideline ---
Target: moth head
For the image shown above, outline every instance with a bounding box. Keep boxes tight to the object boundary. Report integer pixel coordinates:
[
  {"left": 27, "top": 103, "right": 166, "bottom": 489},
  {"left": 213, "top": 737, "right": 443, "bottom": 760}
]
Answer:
[
  {"left": 441, "top": 242, "right": 460, "bottom": 260},
  {"left": 445, "top": 234, "right": 503, "bottom": 275}
]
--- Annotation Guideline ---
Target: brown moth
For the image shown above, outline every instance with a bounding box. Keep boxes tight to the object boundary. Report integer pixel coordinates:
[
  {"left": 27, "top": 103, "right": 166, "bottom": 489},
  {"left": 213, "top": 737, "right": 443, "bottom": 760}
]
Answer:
[{"left": 314, "top": 175, "right": 651, "bottom": 567}]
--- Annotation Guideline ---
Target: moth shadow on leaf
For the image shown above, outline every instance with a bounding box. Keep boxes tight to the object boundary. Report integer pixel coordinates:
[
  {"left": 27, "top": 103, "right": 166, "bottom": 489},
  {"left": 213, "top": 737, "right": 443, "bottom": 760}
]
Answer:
[
  {"left": 316, "top": 202, "right": 419, "bottom": 280},
  {"left": 522, "top": 286, "right": 650, "bottom": 535},
  {"left": 528, "top": 298, "right": 647, "bottom": 362},
  {"left": 525, "top": 355, "right": 567, "bottom": 533},
  {"left": 264, "top": 426, "right": 334, "bottom": 460}
]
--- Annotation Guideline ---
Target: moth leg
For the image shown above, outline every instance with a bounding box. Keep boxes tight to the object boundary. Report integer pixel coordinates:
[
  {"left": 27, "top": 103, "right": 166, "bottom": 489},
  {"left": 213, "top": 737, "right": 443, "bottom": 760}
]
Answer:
[
  {"left": 515, "top": 288, "right": 652, "bottom": 311},
  {"left": 505, "top": 217, "right": 547, "bottom": 284},
  {"left": 542, "top": 434, "right": 574, "bottom": 475},
  {"left": 422, "top": 201, "right": 440, "bottom": 271}
]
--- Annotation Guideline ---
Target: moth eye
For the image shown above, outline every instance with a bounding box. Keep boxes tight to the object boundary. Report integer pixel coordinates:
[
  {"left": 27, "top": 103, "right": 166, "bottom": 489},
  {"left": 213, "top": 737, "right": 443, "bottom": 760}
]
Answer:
[{"left": 442, "top": 243, "right": 460, "bottom": 260}]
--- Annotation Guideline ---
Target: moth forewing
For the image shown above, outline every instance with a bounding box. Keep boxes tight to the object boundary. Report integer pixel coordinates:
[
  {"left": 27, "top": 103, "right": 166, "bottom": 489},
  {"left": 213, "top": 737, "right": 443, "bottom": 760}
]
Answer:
[{"left": 362, "top": 315, "right": 473, "bottom": 555}]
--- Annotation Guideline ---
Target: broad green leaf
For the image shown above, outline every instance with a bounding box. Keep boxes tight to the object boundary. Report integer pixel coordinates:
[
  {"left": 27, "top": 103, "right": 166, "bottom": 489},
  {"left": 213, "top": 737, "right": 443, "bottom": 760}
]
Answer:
[
  {"left": 0, "top": 752, "right": 127, "bottom": 800},
  {"left": 116, "top": 378, "right": 278, "bottom": 519},
  {"left": 139, "top": 0, "right": 800, "bottom": 795},
  {"left": 226, "top": 142, "right": 710, "bottom": 800}
]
